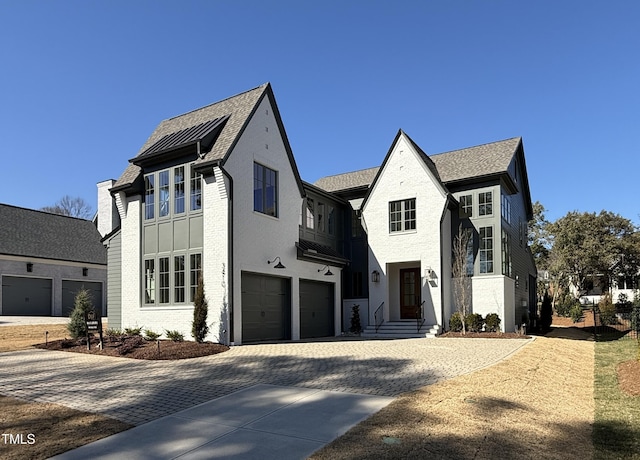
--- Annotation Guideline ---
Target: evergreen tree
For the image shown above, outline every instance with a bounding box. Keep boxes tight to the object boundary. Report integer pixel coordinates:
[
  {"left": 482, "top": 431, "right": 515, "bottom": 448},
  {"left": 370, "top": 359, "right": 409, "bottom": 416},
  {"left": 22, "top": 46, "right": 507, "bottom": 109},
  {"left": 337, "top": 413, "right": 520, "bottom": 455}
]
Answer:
[
  {"left": 67, "top": 288, "right": 93, "bottom": 339},
  {"left": 192, "top": 275, "right": 209, "bottom": 343},
  {"left": 350, "top": 305, "right": 362, "bottom": 334}
]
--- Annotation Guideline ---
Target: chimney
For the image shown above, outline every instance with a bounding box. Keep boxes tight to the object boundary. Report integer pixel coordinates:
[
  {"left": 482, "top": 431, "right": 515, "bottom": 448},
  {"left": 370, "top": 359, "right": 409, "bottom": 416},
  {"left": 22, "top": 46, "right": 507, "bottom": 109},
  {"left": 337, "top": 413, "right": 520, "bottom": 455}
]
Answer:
[{"left": 96, "top": 179, "right": 120, "bottom": 237}]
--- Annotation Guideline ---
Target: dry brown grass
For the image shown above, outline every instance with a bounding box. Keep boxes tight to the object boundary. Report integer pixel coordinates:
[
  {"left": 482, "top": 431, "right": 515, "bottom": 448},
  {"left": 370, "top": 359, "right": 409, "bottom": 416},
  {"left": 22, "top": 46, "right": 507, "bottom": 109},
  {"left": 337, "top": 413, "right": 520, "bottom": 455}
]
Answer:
[
  {"left": 310, "top": 335, "right": 595, "bottom": 460},
  {"left": 0, "top": 395, "right": 132, "bottom": 460},
  {"left": 0, "top": 324, "right": 69, "bottom": 353}
]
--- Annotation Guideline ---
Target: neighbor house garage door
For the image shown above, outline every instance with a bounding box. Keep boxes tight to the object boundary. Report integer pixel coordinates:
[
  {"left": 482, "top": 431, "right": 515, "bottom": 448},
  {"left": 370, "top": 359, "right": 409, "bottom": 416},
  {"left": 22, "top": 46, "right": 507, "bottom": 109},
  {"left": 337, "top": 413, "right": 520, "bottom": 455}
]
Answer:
[
  {"left": 241, "top": 272, "right": 290, "bottom": 343},
  {"left": 62, "top": 281, "right": 103, "bottom": 317},
  {"left": 1, "top": 276, "right": 52, "bottom": 316},
  {"left": 300, "top": 279, "right": 334, "bottom": 339}
]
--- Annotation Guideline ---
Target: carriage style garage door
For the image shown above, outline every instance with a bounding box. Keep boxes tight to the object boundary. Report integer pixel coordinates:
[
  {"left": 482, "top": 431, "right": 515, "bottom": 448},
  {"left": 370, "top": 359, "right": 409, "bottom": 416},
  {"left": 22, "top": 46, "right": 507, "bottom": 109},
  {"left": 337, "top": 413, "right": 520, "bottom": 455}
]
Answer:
[
  {"left": 241, "top": 272, "right": 291, "bottom": 343},
  {"left": 299, "top": 279, "right": 334, "bottom": 339},
  {"left": 1, "top": 276, "right": 52, "bottom": 316},
  {"left": 62, "top": 281, "right": 103, "bottom": 316}
]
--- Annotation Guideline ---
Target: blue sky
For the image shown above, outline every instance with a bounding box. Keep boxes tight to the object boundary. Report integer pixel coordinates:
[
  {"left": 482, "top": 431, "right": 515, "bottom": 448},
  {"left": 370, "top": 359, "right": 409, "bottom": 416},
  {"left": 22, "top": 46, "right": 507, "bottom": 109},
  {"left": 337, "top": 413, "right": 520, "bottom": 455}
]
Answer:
[{"left": 1, "top": 1, "right": 638, "bottom": 225}]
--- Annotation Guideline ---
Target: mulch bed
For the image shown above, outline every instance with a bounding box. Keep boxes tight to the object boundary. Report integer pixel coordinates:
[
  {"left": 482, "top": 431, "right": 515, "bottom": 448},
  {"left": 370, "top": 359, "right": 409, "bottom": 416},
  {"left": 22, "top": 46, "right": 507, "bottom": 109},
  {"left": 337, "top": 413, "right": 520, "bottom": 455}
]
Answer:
[
  {"left": 34, "top": 336, "right": 229, "bottom": 360},
  {"left": 618, "top": 360, "right": 640, "bottom": 396},
  {"left": 439, "top": 332, "right": 531, "bottom": 339}
]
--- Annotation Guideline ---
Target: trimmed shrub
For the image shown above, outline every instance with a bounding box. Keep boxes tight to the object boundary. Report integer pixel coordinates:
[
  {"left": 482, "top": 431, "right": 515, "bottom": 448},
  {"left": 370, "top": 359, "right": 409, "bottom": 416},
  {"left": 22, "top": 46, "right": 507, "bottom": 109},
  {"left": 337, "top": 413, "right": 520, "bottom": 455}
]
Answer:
[
  {"left": 570, "top": 303, "right": 584, "bottom": 323},
  {"left": 192, "top": 275, "right": 209, "bottom": 343},
  {"left": 598, "top": 294, "right": 617, "bottom": 326},
  {"left": 449, "top": 312, "right": 463, "bottom": 332},
  {"left": 540, "top": 293, "right": 553, "bottom": 330},
  {"left": 165, "top": 330, "right": 184, "bottom": 342},
  {"left": 485, "top": 313, "right": 502, "bottom": 332},
  {"left": 350, "top": 305, "right": 362, "bottom": 334},
  {"left": 124, "top": 326, "right": 143, "bottom": 336},
  {"left": 144, "top": 329, "right": 161, "bottom": 341},
  {"left": 67, "top": 288, "right": 94, "bottom": 339},
  {"left": 465, "top": 313, "right": 484, "bottom": 333},
  {"left": 555, "top": 293, "right": 579, "bottom": 317}
]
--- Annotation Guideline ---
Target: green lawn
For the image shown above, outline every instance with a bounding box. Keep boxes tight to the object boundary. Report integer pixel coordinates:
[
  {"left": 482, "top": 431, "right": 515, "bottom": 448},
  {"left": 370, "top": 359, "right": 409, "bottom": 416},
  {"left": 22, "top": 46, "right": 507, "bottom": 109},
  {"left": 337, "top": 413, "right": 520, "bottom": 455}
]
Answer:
[{"left": 594, "top": 337, "right": 640, "bottom": 459}]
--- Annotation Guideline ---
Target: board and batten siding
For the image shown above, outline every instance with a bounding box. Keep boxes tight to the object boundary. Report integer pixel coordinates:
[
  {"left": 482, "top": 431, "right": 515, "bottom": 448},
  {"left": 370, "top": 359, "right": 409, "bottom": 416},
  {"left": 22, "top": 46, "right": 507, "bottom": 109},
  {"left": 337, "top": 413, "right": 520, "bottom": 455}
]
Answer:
[{"left": 105, "top": 230, "right": 122, "bottom": 329}]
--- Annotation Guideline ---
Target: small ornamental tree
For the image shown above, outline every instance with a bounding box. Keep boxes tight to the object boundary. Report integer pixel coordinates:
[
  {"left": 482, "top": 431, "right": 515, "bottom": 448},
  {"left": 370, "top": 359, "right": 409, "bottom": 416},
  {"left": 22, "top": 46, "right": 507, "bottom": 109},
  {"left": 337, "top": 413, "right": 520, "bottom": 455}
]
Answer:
[
  {"left": 452, "top": 225, "right": 473, "bottom": 334},
  {"left": 192, "top": 275, "right": 209, "bottom": 343},
  {"left": 67, "top": 288, "right": 93, "bottom": 339}
]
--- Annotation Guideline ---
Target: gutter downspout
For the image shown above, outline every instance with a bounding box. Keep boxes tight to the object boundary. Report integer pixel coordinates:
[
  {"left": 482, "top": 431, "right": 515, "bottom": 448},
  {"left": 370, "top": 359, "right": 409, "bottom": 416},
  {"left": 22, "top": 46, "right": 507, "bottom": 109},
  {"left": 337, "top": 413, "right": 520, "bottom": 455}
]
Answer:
[{"left": 219, "top": 164, "right": 234, "bottom": 344}]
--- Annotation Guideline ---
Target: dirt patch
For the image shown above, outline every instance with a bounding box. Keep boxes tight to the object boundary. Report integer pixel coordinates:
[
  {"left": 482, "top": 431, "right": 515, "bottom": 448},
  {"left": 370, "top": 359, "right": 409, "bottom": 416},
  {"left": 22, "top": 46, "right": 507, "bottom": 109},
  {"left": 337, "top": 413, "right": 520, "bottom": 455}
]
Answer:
[
  {"left": 310, "top": 336, "right": 595, "bottom": 460},
  {"left": 34, "top": 337, "right": 229, "bottom": 360},
  {"left": 0, "top": 394, "right": 131, "bottom": 460},
  {"left": 618, "top": 360, "right": 640, "bottom": 396}
]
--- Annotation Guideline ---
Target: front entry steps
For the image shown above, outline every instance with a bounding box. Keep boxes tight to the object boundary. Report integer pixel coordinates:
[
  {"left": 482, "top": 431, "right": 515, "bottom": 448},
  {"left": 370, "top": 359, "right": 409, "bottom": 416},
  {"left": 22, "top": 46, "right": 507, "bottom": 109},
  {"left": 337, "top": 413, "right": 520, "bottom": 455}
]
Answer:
[{"left": 361, "top": 320, "right": 440, "bottom": 339}]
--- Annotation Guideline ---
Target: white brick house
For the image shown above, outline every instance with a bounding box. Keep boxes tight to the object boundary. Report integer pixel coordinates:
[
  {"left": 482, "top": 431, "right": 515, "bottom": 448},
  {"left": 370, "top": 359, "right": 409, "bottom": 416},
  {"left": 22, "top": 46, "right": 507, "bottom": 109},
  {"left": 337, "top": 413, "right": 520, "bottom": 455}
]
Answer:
[{"left": 103, "top": 83, "right": 536, "bottom": 342}]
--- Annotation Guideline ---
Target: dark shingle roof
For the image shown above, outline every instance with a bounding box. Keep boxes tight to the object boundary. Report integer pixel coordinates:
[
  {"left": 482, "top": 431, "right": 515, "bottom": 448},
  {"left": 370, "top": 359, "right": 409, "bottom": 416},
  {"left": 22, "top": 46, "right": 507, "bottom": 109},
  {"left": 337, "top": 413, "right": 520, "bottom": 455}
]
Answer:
[
  {"left": 314, "top": 137, "right": 521, "bottom": 192},
  {"left": 113, "top": 83, "right": 270, "bottom": 191},
  {"left": 430, "top": 137, "right": 521, "bottom": 183},
  {"left": 0, "top": 204, "right": 107, "bottom": 264}
]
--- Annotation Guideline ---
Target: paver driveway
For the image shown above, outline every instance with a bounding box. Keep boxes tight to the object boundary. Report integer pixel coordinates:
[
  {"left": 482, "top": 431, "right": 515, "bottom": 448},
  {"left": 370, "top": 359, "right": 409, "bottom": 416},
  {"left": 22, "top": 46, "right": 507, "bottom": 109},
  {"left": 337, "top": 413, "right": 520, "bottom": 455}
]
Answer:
[{"left": 0, "top": 337, "right": 530, "bottom": 425}]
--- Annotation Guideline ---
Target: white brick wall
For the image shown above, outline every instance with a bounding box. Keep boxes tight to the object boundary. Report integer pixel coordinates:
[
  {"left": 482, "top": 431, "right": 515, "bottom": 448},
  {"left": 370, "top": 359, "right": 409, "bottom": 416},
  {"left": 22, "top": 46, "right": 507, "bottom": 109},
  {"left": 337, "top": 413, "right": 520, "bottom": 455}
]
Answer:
[
  {"left": 363, "top": 134, "right": 449, "bottom": 327},
  {"left": 96, "top": 179, "right": 119, "bottom": 238},
  {"left": 471, "top": 275, "right": 516, "bottom": 332}
]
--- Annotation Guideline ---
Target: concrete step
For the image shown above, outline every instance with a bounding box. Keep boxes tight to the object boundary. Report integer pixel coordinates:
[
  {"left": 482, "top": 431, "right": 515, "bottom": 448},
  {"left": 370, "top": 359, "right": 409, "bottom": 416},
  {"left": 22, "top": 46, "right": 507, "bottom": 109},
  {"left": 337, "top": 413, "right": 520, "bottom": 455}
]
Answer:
[{"left": 361, "top": 321, "right": 440, "bottom": 339}]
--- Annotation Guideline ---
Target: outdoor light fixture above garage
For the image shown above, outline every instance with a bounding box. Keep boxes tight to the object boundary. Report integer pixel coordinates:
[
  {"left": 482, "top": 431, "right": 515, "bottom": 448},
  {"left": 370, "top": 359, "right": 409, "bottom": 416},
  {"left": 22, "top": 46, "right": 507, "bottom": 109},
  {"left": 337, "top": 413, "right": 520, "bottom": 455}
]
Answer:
[
  {"left": 371, "top": 270, "right": 380, "bottom": 283},
  {"left": 317, "top": 265, "right": 333, "bottom": 276},
  {"left": 267, "top": 256, "right": 286, "bottom": 269}
]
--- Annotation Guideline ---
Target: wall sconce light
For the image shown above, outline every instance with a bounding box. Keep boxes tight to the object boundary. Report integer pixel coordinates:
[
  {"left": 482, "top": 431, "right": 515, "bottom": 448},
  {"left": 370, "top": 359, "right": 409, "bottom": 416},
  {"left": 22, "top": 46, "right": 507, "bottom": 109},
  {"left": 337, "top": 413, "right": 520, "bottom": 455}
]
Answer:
[
  {"left": 26, "top": 262, "right": 33, "bottom": 273},
  {"left": 515, "top": 274, "right": 520, "bottom": 288},
  {"left": 83, "top": 267, "right": 88, "bottom": 277},
  {"left": 371, "top": 270, "right": 380, "bottom": 283},
  {"left": 318, "top": 265, "right": 333, "bottom": 276},
  {"left": 267, "top": 256, "right": 286, "bottom": 269},
  {"left": 425, "top": 267, "right": 437, "bottom": 280}
]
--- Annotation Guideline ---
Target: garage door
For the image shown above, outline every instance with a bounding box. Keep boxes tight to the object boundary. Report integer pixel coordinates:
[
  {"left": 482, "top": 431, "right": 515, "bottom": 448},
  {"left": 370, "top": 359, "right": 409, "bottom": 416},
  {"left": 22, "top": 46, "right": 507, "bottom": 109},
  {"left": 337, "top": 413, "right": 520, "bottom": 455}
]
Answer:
[
  {"left": 300, "top": 279, "right": 334, "bottom": 339},
  {"left": 2, "top": 276, "right": 52, "bottom": 316},
  {"left": 241, "top": 272, "right": 290, "bottom": 342},
  {"left": 62, "top": 281, "right": 103, "bottom": 317}
]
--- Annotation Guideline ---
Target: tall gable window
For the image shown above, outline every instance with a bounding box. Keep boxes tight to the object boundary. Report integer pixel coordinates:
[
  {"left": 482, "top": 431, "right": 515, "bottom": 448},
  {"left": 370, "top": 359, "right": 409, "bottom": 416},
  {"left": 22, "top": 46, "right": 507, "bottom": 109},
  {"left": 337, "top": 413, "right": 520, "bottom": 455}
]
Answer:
[
  {"left": 389, "top": 198, "right": 416, "bottom": 233},
  {"left": 174, "top": 166, "right": 185, "bottom": 214},
  {"left": 459, "top": 194, "right": 472, "bottom": 218},
  {"left": 479, "top": 191, "right": 493, "bottom": 216},
  {"left": 501, "top": 193, "right": 511, "bottom": 224},
  {"left": 144, "top": 176, "right": 155, "bottom": 220},
  {"left": 254, "top": 162, "right": 278, "bottom": 217},
  {"left": 479, "top": 226, "right": 494, "bottom": 273},
  {"left": 190, "top": 168, "right": 202, "bottom": 211}
]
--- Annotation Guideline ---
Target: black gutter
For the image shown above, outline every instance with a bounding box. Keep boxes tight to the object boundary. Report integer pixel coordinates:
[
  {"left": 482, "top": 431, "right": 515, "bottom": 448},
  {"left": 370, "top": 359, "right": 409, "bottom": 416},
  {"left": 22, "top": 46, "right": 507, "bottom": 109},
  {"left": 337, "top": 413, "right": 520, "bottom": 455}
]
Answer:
[{"left": 219, "top": 164, "right": 234, "bottom": 345}]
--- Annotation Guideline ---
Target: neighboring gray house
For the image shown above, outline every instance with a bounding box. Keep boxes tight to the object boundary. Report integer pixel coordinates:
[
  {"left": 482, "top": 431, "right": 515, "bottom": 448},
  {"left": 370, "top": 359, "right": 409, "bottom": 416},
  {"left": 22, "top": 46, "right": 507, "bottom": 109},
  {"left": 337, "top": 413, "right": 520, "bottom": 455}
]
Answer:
[{"left": 0, "top": 204, "right": 107, "bottom": 316}]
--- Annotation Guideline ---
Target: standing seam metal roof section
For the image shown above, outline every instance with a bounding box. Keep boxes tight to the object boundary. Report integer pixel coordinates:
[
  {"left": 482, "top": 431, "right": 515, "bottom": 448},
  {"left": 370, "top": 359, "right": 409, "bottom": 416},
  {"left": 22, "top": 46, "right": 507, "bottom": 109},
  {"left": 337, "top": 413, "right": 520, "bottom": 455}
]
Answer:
[{"left": 137, "top": 116, "right": 229, "bottom": 159}]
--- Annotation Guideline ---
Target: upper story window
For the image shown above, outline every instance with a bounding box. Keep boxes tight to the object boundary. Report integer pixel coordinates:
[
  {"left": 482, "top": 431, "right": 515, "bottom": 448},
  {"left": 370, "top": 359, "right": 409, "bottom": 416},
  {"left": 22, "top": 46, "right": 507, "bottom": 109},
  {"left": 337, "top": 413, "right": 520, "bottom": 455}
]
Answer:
[
  {"left": 190, "top": 167, "right": 202, "bottom": 211},
  {"left": 318, "top": 202, "right": 325, "bottom": 232},
  {"left": 479, "top": 226, "right": 494, "bottom": 274},
  {"left": 174, "top": 166, "right": 185, "bottom": 214},
  {"left": 501, "top": 193, "right": 511, "bottom": 224},
  {"left": 351, "top": 210, "right": 363, "bottom": 238},
  {"left": 459, "top": 194, "right": 472, "bottom": 218},
  {"left": 254, "top": 162, "right": 278, "bottom": 217},
  {"left": 479, "top": 191, "right": 493, "bottom": 216},
  {"left": 159, "top": 170, "right": 170, "bottom": 217},
  {"left": 502, "top": 229, "right": 512, "bottom": 277},
  {"left": 144, "top": 165, "right": 201, "bottom": 221},
  {"left": 389, "top": 198, "right": 416, "bottom": 233},
  {"left": 144, "top": 175, "right": 155, "bottom": 220},
  {"left": 305, "top": 198, "right": 314, "bottom": 228},
  {"left": 328, "top": 206, "right": 335, "bottom": 235}
]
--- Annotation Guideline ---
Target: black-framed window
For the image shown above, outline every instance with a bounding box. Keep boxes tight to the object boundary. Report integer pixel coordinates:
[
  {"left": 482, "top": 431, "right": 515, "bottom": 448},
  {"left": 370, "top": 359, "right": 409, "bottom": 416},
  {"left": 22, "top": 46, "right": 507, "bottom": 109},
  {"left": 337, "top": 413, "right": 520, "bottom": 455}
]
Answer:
[
  {"left": 479, "top": 192, "right": 493, "bottom": 216},
  {"left": 479, "top": 226, "right": 494, "bottom": 273},
  {"left": 144, "top": 259, "right": 155, "bottom": 303},
  {"left": 190, "top": 253, "right": 202, "bottom": 302},
  {"left": 159, "top": 257, "right": 170, "bottom": 303},
  {"left": 501, "top": 193, "right": 511, "bottom": 224},
  {"left": 174, "top": 255, "right": 185, "bottom": 303},
  {"left": 389, "top": 198, "right": 416, "bottom": 232},
  {"left": 144, "top": 176, "right": 155, "bottom": 220},
  {"left": 502, "top": 229, "right": 511, "bottom": 277},
  {"left": 254, "top": 163, "right": 278, "bottom": 217},
  {"left": 459, "top": 194, "right": 472, "bottom": 218},
  {"left": 305, "top": 198, "right": 314, "bottom": 228},
  {"left": 174, "top": 166, "right": 185, "bottom": 214},
  {"left": 190, "top": 167, "right": 202, "bottom": 211}
]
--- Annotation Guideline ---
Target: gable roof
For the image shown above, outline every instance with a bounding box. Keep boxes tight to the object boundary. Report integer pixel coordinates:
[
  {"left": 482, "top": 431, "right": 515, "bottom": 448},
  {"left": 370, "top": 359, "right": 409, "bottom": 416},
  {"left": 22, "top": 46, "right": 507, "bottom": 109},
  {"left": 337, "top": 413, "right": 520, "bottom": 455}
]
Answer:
[
  {"left": 0, "top": 204, "right": 107, "bottom": 265},
  {"left": 429, "top": 137, "right": 522, "bottom": 184},
  {"left": 113, "top": 83, "right": 305, "bottom": 194},
  {"left": 315, "top": 136, "right": 523, "bottom": 192}
]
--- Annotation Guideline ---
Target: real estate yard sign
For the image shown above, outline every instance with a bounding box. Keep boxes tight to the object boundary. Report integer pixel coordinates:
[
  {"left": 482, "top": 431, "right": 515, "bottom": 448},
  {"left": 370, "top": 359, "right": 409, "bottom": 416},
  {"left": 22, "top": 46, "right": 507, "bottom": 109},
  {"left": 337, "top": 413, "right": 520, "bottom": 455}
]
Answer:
[{"left": 84, "top": 308, "right": 103, "bottom": 350}]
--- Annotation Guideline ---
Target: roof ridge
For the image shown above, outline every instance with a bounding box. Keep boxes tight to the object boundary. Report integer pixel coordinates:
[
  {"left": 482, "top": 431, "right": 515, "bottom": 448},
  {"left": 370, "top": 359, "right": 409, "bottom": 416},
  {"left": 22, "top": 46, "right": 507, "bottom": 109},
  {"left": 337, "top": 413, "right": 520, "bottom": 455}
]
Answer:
[
  {"left": 164, "top": 83, "right": 269, "bottom": 122},
  {"left": 318, "top": 165, "right": 380, "bottom": 179},
  {"left": 430, "top": 136, "right": 521, "bottom": 157},
  {"left": 0, "top": 203, "right": 93, "bottom": 222}
]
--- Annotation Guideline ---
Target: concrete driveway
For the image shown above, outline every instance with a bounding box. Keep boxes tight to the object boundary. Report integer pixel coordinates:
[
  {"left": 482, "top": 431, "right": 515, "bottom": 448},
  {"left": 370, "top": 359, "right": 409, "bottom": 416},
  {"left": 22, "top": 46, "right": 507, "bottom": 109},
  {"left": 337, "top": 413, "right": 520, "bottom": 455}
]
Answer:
[{"left": 0, "top": 337, "right": 530, "bottom": 426}]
